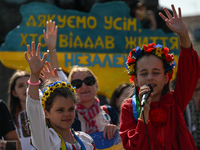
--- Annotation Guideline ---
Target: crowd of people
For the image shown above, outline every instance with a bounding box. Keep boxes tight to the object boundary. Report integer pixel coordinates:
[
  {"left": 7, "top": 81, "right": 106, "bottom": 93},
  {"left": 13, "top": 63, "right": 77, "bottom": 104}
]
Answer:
[{"left": 0, "top": 4, "right": 200, "bottom": 150}]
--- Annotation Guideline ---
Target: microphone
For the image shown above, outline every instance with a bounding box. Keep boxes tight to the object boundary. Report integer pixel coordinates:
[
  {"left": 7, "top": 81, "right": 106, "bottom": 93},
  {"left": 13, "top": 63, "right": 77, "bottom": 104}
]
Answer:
[{"left": 141, "top": 84, "right": 153, "bottom": 107}]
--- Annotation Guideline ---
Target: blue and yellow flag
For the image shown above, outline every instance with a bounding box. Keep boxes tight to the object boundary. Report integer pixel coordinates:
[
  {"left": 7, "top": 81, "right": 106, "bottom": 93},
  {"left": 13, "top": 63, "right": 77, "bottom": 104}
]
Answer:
[{"left": 89, "top": 130, "right": 125, "bottom": 150}]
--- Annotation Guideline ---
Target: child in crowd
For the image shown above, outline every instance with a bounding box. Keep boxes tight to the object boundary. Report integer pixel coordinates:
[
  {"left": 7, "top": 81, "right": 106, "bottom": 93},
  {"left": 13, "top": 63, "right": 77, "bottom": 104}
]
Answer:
[
  {"left": 119, "top": 4, "right": 200, "bottom": 150},
  {"left": 110, "top": 83, "right": 134, "bottom": 115},
  {"left": 7, "top": 70, "right": 34, "bottom": 150},
  {"left": 25, "top": 41, "right": 95, "bottom": 150},
  {"left": 7, "top": 20, "right": 66, "bottom": 150}
]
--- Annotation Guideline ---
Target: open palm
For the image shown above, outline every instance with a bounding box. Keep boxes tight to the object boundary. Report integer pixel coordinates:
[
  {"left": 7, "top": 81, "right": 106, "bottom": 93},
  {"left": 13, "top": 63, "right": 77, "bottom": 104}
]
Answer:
[
  {"left": 39, "top": 61, "right": 58, "bottom": 81},
  {"left": 25, "top": 42, "right": 48, "bottom": 74},
  {"left": 43, "top": 20, "right": 57, "bottom": 50},
  {"left": 159, "top": 4, "right": 187, "bottom": 35}
]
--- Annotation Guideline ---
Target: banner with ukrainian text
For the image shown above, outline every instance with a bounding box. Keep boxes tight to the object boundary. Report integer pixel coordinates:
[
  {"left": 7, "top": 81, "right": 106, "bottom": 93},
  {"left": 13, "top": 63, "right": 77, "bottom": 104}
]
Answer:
[{"left": 0, "top": 2, "right": 179, "bottom": 99}]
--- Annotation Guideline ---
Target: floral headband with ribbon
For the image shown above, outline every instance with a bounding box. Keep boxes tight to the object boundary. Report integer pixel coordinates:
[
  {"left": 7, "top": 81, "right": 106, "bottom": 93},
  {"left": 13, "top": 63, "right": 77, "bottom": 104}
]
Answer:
[
  {"left": 41, "top": 81, "right": 77, "bottom": 109},
  {"left": 126, "top": 43, "right": 176, "bottom": 82}
]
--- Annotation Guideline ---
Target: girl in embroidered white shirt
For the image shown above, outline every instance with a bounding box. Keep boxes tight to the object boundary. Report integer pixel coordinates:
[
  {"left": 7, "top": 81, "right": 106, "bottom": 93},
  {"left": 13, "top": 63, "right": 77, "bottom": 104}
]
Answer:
[{"left": 25, "top": 41, "right": 95, "bottom": 150}]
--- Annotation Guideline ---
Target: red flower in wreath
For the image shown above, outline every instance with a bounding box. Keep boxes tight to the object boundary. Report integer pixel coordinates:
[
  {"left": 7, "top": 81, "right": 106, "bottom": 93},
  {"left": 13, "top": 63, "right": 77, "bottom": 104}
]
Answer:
[
  {"left": 148, "top": 43, "right": 156, "bottom": 48},
  {"left": 163, "top": 47, "right": 169, "bottom": 57},
  {"left": 145, "top": 48, "right": 154, "bottom": 53},
  {"left": 127, "top": 52, "right": 135, "bottom": 63},
  {"left": 168, "top": 70, "right": 173, "bottom": 81},
  {"left": 165, "top": 54, "right": 174, "bottom": 62},
  {"left": 129, "top": 75, "right": 134, "bottom": 82},
  {"left": 143, "top": 43, "right": 156, "bottom": 53},
  {"left": 143, "top": 44, "right": 148, "bottom": 51}
]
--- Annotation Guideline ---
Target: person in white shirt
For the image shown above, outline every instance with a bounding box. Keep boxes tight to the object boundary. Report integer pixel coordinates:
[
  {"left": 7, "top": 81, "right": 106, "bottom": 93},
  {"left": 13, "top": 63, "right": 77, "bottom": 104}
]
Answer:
[{"left": 25, "top": 41, "right": 95, "bottom": 150}]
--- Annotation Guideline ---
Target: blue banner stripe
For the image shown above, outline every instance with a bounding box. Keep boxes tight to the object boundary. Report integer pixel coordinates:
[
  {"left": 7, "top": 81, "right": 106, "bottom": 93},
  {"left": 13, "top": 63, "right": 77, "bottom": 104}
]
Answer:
[{"left": 89, "top": 130, "right": 121, "bottom": 149}]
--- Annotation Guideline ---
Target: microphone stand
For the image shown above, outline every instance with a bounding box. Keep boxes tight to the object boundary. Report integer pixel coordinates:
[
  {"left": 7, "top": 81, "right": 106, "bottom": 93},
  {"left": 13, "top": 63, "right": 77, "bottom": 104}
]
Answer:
[{"left": 141, "top": 106, "right": 151, "bottom": 150}]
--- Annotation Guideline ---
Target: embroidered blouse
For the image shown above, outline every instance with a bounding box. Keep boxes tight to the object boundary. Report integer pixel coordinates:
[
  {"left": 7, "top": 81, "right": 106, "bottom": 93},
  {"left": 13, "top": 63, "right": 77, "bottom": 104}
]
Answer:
[{"left": 16, "top": 110, "right": 35, "bottom": 150}]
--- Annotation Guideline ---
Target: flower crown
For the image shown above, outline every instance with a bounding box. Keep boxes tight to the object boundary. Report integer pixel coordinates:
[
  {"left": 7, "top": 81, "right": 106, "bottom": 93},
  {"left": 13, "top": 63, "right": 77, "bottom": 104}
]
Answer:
[
  {"left": 41, "top": 81, "right": 77, "bottom": 109},
  {"left": 126, "top": 43, "right": 176, "bottom": 82}
]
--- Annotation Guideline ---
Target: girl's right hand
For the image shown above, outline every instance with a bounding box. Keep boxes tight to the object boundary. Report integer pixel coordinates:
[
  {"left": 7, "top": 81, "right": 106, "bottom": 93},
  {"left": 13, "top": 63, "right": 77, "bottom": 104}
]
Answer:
[
  {"left": 138, "top": 85, "right": 153, "bottom": 123},
  {"left": 25, "top": 41, "right": 48, "bottom": 75},
  {"left": 138, "top": 85, "right": 153, "bottom": 111},
  {"left": 43, "top": 20, "right": 57, "bottom": 51}
]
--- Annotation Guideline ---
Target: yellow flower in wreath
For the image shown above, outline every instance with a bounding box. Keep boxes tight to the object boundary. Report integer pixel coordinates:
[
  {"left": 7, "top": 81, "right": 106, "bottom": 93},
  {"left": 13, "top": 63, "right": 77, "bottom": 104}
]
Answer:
[
  {"left": 128, "top": 63, "right": 135, "bottom": 73},
  {"left": 43, "top": 90, "right": 50, "bottom": 98},
  {"left": 61, "top": 82, "right": 67, "bottom": 87},
  {"left": 48, "top": 86, "right": 54, "bottom": 93},
  {"left": 155, "top": 47, "right": 163, "bottom": 58},
  {"left": 54, "top": 83, "right": 61, "bottom": 88}
]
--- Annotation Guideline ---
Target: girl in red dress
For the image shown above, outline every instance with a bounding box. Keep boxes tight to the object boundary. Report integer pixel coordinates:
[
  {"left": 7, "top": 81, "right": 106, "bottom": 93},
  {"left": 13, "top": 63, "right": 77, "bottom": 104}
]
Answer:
[{"left": 119, "top": 4, "right": 200, "bottom": 150}]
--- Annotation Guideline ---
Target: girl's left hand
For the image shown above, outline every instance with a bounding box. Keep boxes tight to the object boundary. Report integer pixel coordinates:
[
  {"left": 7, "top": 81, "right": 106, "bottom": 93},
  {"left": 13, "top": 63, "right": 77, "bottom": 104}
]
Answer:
[
  {"left": 159, "top": 4, "right": 187, "bottom": 36},
  {"left": 103, "top": 124, "right": 118, "bottom": 140}
]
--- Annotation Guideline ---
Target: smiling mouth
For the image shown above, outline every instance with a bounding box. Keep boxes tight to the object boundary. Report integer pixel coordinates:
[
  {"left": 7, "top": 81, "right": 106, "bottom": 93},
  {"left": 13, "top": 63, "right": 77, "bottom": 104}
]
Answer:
[{"left": 81, "top": 91, "right": 90, "bottom": 94}]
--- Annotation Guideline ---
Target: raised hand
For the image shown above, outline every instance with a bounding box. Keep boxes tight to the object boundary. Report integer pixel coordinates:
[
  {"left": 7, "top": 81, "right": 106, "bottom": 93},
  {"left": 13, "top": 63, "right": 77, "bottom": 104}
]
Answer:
[
  {"left": 25, "top": 41, "right": 48, "bottom": 75},
  {"left": 43, "top": 20, "right": 59, "bottom": 69},
  {"left": 159, "top": 4, "right": 191, "bottom": 48},
  {"left": 159, "top": 4, "right": 187, "bottom": 36},
  {"left": 43, "top": 20, "right": 58, "bottom": 51},
  {"left": 40, "top": 61, "right": 58, "bottom": 81}
]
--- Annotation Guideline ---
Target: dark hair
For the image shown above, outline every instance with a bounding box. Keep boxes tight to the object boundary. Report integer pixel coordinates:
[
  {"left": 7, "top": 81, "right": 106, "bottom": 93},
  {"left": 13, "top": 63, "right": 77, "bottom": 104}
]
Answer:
[
  {"left": 8, "top": 70, "right": 30, "bottom": 126},
  {"left": 41, "top": 78, "right": 77, "bottom": 112},
  {"left": 110, "top": 83, "right": 133, "bottom": 114}
]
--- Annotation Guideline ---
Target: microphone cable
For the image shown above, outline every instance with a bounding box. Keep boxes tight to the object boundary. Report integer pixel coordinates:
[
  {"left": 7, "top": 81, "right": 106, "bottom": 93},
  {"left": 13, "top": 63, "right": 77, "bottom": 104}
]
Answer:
[{"left": 141, "top": 106, "right": 151, "bottom": 150}]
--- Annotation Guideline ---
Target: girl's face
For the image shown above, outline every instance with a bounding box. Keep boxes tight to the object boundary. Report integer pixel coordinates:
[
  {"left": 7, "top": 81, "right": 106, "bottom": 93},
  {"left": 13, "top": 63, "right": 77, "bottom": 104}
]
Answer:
[
  {"left": 134, "top": 55, "right": 169, "bottom": 101},
  {"left": 71, "top": 72, "right": 98, "bottom": 103},
  {"left": 45, "top": 96, "right": 75, "bottom": 132},
  {"left": 12, "top": 76, "right": 29, "bottom": 103}
]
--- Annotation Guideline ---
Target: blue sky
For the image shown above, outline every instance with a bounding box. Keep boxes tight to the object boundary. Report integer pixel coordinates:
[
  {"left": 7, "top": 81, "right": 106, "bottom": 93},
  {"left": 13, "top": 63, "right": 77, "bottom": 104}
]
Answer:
[{"left": 159, "top": 0, "right": 200, "bottom": 17}]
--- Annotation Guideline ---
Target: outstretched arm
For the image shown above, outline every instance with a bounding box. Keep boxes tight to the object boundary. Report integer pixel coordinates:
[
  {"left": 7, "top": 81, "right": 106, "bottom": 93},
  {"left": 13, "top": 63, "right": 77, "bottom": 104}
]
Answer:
[
  {"left": 43, "top": 20, "right": 59, "bottom": 69},
  {"left": 25, "top": 41, "right": 48, "bottom": 100},
  {"left": 159, "top": 4, "right": 191, "bottom": 48},
  {"left": 160, "top": 5, "right": 200, "bottom": 112}
]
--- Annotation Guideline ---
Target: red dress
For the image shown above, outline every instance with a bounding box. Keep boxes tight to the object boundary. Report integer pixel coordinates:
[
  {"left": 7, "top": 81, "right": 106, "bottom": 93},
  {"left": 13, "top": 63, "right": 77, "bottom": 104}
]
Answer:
[{"left": 119, "top": 45, "right": 200, "bottom": 150}]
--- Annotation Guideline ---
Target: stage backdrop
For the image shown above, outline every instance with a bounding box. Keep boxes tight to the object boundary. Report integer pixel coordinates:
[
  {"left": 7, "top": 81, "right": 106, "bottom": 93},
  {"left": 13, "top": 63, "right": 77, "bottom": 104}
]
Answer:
[{"left": 0, "top": 1, "right": 180, "bottom": 99}]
